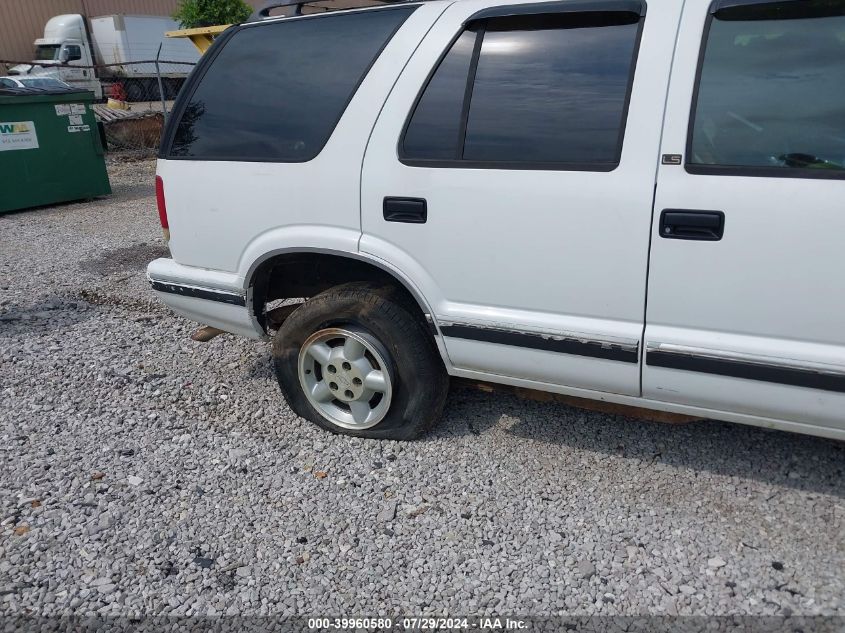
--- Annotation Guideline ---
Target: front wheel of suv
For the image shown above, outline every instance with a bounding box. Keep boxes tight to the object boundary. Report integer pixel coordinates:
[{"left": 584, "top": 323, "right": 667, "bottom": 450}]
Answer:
[{"left": 272, "top": 282, "right": 448, "bottom": 440}]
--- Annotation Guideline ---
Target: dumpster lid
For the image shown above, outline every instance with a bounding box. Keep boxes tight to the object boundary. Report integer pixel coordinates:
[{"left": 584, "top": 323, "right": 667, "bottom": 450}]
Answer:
[{"left": 0, "top": 85, "right": 92, "bottom": 97}]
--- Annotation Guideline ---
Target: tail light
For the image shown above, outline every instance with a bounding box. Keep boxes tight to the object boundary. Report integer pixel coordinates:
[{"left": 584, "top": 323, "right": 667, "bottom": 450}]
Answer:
[{"left": 155, "top": 175, "right": 170, "bottom": 242}]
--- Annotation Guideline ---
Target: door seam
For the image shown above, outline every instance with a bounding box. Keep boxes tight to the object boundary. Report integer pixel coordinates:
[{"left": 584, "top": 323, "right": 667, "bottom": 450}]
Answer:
[
  {"left": 639, "top": 0, "right": 688, "bottom": 396},
  {"left": 356, "top": 2, "right": 456, "bottom": 253}
]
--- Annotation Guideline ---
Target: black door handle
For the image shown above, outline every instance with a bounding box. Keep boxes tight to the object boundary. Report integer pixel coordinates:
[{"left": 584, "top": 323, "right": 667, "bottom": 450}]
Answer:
[
  {"left": 384, "top": 197, "right": 427, "bottom": 224},
  {"left": 659, "top": 209, "right": 724, "bottom": 241}
]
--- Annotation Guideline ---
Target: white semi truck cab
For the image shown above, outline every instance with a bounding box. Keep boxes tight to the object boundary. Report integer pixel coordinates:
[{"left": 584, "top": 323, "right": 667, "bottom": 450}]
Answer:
[
  {"left": 11, "top": 15, "right": 101, "bottom": 97},
  {"left": 10, "top": 14, "right": 200, "bottom": 101}
]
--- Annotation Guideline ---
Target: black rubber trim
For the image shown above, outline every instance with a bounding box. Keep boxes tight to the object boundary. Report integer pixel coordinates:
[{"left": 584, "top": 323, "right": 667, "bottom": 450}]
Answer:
[
  {"left": 711, "top": 0, "right": 784, "bottom": 12},
  {"left": 711, "top": 0, "right": 845, "bottom": 18},
  {"left": 647, "top": 350, "right": 845, "bottom": 393},
  {"left": 150, "top": 281, "right": 246, "bottom": 306},
  {"left": 457, "top": 25, "right": 485, "bottom": 159},
  {"left": 685, "top": 163, "right": 845, "bottom": 180},
  {"left": 467, "top": 0, "right": 644, "bottom": 21},
  {"left": 399, "top": 158, "right": 622, "bottom": 171},
  {"left": 441, "top": 324, "right": 639, "bottom": 363}
]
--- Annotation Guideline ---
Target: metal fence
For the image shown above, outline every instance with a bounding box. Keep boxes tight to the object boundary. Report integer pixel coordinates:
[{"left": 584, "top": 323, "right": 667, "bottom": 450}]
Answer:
[{"left": 1, "top": 58, "right": 195, "bottom": 157}]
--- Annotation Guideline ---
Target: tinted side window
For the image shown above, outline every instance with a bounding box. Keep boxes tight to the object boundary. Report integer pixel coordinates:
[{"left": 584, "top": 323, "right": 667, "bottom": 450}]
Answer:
[
  {"left": 689, "top": 3, "right": 845, "bottom": 175},
  {"left": 169, "top": 7, "right": 415, "bottom": 161},
  {"left": 402, "top": 30, "right": 476, "bottom": 160},
  {"left": 465, "top": 14, "right": 639, "bottom": 164},
  {"left": 401, "top": 12, "right": 642, "bottom": 168}
]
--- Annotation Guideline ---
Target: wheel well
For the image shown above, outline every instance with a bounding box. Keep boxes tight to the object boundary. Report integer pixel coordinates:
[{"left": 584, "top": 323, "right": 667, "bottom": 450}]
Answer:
[{"left": 250, "top": 252, "right": 432, "bottom": 333}]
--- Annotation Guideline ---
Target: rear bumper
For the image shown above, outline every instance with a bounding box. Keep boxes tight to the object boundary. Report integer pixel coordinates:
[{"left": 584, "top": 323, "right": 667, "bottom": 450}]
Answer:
[{"left": 146, "top": 258, "right": 265, "bottom": 340}]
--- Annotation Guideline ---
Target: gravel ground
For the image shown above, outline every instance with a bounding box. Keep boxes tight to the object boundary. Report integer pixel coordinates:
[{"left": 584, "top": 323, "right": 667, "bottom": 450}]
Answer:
[{"left": 0, "top": 159, "right": 843, "bottom": 618}]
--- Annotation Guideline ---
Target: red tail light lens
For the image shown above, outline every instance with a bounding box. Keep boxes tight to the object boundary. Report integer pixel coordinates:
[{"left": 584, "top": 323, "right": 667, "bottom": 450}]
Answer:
[
  {"left": 155, "top": 176, "right": 170, "bottom": 242},
  {"left": 155, "top": 175, "right": 168, "bottom": 229}
]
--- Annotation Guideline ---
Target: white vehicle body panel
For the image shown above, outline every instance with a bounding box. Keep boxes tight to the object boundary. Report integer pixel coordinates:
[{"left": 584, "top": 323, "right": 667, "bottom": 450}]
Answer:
[
  {"left": 643, "top": 3, "right": 845, "bottom": 430},
  {"left": 0, "top": 76, "right": 71, "bottom": 89},
  {"left": 360, "top": 0, "right": 683, "bottom": 396},
  {"left": 158, "top": 2, "right": 450, "bottom": 277},
  {"left": 147, "top": 0, "right": 845, "bottom": 441}
]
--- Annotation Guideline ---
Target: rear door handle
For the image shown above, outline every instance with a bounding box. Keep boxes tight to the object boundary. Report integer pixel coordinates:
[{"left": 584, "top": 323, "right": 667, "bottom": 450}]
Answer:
[
  {"left": 384, "top": 197, "right": 427, "bottom": 224},
  {"left": 659, "top": 209, "right": 725, "bottom": 241}
]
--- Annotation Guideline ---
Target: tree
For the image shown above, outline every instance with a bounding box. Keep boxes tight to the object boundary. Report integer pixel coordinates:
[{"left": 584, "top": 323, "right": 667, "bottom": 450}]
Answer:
[{"left": 173, "top": 0, "right": 253, "bottom": 29}]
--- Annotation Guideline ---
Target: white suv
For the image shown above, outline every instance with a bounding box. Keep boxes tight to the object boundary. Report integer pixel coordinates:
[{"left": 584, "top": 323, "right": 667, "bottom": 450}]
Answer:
[{"left": 148, "top": 0, "right": 845, "bottom": 441}]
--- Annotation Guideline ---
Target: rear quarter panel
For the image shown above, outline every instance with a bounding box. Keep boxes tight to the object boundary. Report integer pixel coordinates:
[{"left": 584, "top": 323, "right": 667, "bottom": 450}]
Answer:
[{"left": 157, "top": 3, "right": 449, "bottom": 281}]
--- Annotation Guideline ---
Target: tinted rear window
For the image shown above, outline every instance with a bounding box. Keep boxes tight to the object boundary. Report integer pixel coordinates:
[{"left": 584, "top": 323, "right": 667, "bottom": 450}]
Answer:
[{"left": 168, "top": 7, "right": 415, "bottom": 161}]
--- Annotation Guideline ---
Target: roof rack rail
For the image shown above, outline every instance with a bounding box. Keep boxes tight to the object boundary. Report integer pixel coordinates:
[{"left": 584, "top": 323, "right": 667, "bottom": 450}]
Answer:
[{"left": 248, "top": 0, "right": 410, "bottom": 22}]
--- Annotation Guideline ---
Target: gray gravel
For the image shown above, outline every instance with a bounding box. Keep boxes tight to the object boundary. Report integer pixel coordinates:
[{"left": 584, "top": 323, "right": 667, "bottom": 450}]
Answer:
[{"left": 0, "top": 159, "right": 843, "bottom": 617}]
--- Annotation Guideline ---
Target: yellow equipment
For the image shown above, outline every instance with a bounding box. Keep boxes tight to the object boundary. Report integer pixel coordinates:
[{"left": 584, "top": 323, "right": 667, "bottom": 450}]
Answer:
[{"left": 165, "top": 25, "right": 231, "bottom": 54}]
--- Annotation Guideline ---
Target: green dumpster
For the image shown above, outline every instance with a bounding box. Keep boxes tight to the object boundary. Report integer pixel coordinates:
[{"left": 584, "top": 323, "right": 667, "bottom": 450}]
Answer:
[{"left": 0, "top": 87, "right": 110, "bottom": 213}]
